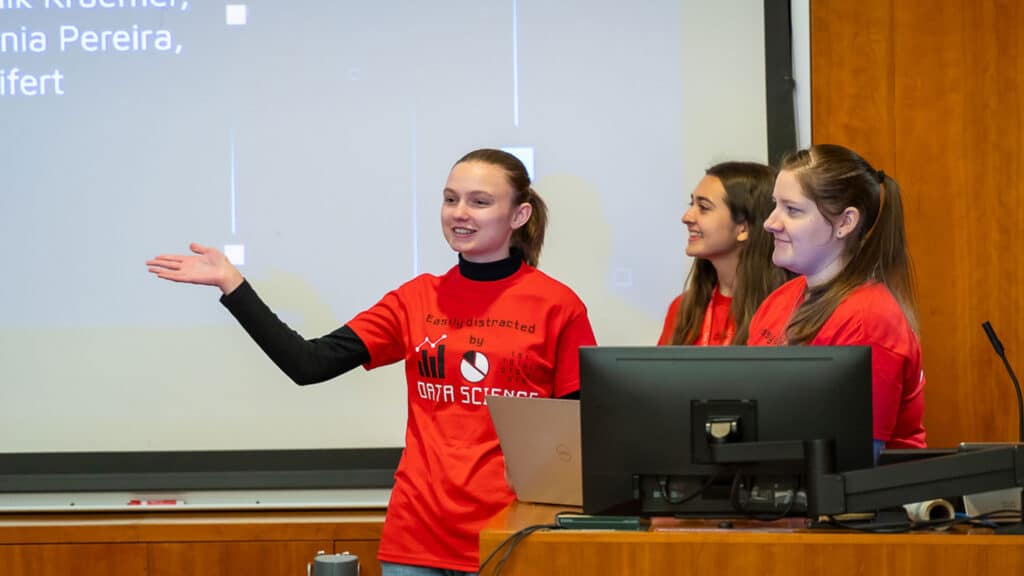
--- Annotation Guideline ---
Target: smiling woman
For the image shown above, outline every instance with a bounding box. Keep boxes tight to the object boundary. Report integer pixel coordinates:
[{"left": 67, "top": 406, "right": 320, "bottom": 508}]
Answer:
[
  {"left": 146, "top": 148, "right": 597, "bottom": 574},
  {"left": 765, "top": 169, "right": 855, "bottom": 286},
  {"left": 659, "top": 161, "right": 787, "bottom": 346},
  {"left": 442, "top": 148, "right": 548, "bottom": 269},
  {"left": 442, "top": 154, "right": 534, "bottom": 265},
  {"left": 748, "top": 144, "right": 926, "bottom": 452}
]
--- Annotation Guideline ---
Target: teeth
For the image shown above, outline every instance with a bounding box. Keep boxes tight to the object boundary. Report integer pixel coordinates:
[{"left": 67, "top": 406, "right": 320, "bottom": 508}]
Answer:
[
  {"left": 454, "top": 227, "right": 475, "bottom": 234},
  {"left": 689, "top": 231, "right": 702, "bottom": 238}
]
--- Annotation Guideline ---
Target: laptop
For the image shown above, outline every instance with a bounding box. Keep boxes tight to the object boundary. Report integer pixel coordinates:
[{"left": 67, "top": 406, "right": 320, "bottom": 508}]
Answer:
[{"left": 486, "top": 396, "right": 583, "bottom": 507}]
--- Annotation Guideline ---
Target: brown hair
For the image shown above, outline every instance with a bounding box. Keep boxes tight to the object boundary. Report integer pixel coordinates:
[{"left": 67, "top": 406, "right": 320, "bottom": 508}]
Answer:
[
  {"left": 780, "top": 144, "right": 918, "bottom": 344},
  {"left": 455, "top": 149, "right": 547, "bottom": 267},
  {"left": 671, "top": 161, "right": 789, "bottom": 345}
]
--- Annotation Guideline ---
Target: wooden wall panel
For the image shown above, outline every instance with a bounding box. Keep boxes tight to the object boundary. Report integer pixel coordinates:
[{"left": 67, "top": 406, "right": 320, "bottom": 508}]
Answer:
[
  {"left": 812, "top": 0, "right": 1024, "bottom": 446},
  {"left": 810, "top": 0, "right": 895, "bottom": 170},
  {"left": 0, "top": 510, "right": 386, "bottom": 576},
  {"left": 0, "top": 543, "right": 147, "bottom": 576},
  {"left": 892, "top": 0, "right": 971, "bottom": 446},
  {"left": 960, "top": 0, "right": 1024, "bottom": 441},
  {"left": 148, "top": 541, "right": 330, "bottom": 576}
]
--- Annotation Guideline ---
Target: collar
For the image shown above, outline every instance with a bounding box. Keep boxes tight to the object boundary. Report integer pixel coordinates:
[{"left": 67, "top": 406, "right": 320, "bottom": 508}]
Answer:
[{"left": 457, "top": 248, "right": 524, "bottom": 281}]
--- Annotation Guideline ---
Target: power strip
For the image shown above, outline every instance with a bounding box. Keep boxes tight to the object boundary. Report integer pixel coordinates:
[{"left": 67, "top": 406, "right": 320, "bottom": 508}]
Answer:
[{"left": 555, "top": 514, "right": 649, "bottom": 531}]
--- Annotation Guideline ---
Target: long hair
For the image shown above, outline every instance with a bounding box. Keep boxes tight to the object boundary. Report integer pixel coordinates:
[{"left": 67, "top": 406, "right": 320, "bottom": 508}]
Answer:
[
  {"left": 781, "top": 144, "right": 919, "bottom": 344},
  {"left": 671, "top": 161, "right": 788, "bottom": 345},
  {"left": 455, "top": 149, "right": 547, "bottom": 267}
]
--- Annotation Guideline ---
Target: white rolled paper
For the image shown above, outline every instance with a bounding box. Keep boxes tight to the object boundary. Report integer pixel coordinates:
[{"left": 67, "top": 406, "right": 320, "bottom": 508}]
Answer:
[{"left": 903, "top": 499, "right": 956, "bottom": 528}]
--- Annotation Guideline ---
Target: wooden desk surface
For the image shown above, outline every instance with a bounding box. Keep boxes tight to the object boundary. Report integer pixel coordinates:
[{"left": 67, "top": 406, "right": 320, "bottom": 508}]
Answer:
[{"left": 479, "top": 502, "right": 1024, "bottom": 575}]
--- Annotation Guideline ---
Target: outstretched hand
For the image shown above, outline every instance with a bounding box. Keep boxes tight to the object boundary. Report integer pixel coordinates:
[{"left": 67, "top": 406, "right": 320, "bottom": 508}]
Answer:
[{"left": 146, "top": 243, "right": 244, "bottom": 294}]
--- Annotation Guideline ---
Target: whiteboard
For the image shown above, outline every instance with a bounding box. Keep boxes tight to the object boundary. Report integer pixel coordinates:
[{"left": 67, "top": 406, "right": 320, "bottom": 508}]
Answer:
[{"left": 0, "top": 0, "right": 769, "bottom": 456}]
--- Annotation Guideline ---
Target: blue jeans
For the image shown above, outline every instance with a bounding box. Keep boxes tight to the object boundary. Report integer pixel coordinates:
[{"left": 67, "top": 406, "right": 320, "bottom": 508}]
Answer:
[{"left": 381, "top": 561, "right": 477, "bottom": 576}]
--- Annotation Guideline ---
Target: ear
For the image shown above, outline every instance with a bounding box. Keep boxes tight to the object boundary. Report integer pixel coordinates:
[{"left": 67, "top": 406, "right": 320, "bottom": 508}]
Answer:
[
  {"left": 835, "top": 207, "right": 861, "bottom": 239},
  {"left": 736, "top": 221, "right": 750, "bottom": 242},
  {"left": 511, "top": 202, "right": 532, "bottom": 230}
]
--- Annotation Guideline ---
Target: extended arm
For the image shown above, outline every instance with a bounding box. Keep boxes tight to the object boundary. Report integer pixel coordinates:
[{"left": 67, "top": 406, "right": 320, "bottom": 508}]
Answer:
[
  {"left": 147, "top": 243, "right": 370, "bottom": 384},
  {"left": 220, "top": 280, "right": 370, "bottom": 385}
]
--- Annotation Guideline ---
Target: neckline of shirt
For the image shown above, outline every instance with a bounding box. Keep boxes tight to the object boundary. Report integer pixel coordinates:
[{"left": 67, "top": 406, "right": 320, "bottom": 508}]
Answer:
[{"left": 457, "top": 248, "right": 524, "bottom": 281}]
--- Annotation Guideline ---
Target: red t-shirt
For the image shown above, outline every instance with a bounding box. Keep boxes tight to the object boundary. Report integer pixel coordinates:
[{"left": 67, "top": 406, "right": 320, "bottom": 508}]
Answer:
[
  {"left": 657, "top": 288, "right": 735, "bottom": 346},
  {"left": 747, "top": 276, "right": 926, "bottom": 448},
  {"left": 347, "top": 263, "right": 596, "bottom": 572}
]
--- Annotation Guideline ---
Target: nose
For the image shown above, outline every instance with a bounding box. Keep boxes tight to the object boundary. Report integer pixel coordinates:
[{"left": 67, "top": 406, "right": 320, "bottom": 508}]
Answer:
[
  {"left": 681, "top": 205, "right": 697, "bottom": 225},
  {"left": 451, "top": 199, "right": 470, "bottom": 219},
  {"left": 763, "top": 208, "right": 781, "bottom": 233}
]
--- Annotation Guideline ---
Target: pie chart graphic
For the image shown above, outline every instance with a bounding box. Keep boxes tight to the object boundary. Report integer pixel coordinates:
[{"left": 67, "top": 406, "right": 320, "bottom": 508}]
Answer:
[{"left": 460, "top": 351, "right": 489, "bottom": 383}]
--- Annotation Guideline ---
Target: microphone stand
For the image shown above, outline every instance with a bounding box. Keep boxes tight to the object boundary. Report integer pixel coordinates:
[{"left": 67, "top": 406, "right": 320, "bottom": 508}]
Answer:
[
  {"left": 982, "top": 321, "right": 1024, "bottom": 443},
  {"left": 981, "top": 321, "right": 1024, "bottom": 533}
]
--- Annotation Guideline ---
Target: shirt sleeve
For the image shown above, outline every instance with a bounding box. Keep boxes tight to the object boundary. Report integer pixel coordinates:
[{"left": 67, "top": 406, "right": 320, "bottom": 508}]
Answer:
[
  {"left": 345, "top": 289, "right": 410, "bottom": 370},
  {"left": 552, "top": 308, "right": 598, "bottom": 398},
  {"left": 220, "top": 279, "right": 370, "bottom": 385}
]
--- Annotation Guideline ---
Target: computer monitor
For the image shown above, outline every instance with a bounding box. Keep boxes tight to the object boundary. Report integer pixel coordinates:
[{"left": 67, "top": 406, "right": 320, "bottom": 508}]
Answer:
[{"left": 580, "top": 346, "right": 873, "bottom": 517}]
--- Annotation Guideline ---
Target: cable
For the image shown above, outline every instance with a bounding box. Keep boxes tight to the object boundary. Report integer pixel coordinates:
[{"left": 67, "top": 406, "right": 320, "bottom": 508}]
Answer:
[
  {"left": 485, "top": 508, "right": 657, "bottom": 574},
  {"left": 478, "top": 522, "right": 556, "bottom": 576},
  {"left": 658, "top": 473, "right": 718, "bottom": 506},
  {"left": 744, "top": 493, "right": 796, "bottom": 522},
  {"left": 728, "top": 471, "right": 798, "bottom": 521},
  {"left": 817, "top": 508, "right": 1023, "bottom": 534}
]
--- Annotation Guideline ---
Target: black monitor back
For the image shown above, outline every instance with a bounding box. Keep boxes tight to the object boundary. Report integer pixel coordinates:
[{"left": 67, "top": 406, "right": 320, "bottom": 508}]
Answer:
[{"left": 579, "top": 346, "right": 873, "bottom": 516}]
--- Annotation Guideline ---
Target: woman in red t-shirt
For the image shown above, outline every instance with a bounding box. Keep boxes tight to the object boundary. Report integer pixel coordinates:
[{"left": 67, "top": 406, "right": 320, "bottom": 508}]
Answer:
[
  {"left": 748, "top": 144, "right": 926, "bottom": 451},
  {"left": 147, "top": 149, "right": 596, "bottom": 575},
  {"left": 659, "top": 162, "right": 789, "bottom": 346}
]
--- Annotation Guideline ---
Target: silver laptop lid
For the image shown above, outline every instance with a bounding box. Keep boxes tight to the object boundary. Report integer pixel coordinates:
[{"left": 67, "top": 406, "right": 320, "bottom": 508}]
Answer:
[{"left": 486, "top": 396, "right": 582, "bottom": 507}]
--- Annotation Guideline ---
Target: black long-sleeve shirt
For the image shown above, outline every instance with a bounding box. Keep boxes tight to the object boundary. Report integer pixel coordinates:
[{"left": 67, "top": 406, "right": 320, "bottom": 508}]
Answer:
[
  {"left": 220, "top": 280, "right": 370, "bottom": 385},
  {"left": 215, "top": 250, "right": 578, "bottom": 398}
]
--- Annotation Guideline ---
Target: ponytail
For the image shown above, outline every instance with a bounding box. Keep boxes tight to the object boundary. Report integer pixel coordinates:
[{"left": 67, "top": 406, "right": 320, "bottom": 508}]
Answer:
[
  {"left": 512, "top": 187, "right": 547, "bottom": 267},
  {"left": 861, "top": 172, "right": 918, "bottom": 332}
]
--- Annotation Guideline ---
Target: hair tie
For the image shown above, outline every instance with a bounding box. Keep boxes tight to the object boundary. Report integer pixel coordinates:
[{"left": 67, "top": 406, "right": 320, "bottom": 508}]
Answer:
[{"left": 876, "top": 170, "right": 886, "bottom": 184}]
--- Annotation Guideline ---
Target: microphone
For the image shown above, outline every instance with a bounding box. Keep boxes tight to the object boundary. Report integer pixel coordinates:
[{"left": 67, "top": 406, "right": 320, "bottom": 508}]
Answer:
[{"left": 981, "top": 321, "right": 1024, "bottom": 443}]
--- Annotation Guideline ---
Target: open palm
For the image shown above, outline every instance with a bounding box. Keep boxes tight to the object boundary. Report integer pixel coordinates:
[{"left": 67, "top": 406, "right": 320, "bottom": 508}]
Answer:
[{"left": 146, "top": 243, "right": 243, "bottom": 294}]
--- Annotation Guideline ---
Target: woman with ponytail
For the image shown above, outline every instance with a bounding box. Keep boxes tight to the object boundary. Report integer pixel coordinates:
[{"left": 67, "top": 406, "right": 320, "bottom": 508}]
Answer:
[
  {"left": 659, "top": 161, "right": 789, "bottom": 346},
  {"left": 748, "top": 144, "right": 926, "bottom": 451},
  {"left": 146, "top": 148, "right": 596, "bottom": 575}
]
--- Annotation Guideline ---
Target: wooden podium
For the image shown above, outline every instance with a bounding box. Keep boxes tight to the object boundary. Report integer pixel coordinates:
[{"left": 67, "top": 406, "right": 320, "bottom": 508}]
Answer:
[{"left": 479, "top": 502, "right": 1024, "bottom": 575}]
